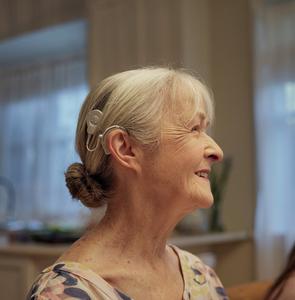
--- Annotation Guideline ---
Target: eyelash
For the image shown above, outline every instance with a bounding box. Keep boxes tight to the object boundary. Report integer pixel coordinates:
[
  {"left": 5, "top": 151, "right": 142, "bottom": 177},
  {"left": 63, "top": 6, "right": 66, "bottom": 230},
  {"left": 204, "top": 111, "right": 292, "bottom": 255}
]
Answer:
[{"left": 191, "top": 125, "right": 202, "bottom": 133}]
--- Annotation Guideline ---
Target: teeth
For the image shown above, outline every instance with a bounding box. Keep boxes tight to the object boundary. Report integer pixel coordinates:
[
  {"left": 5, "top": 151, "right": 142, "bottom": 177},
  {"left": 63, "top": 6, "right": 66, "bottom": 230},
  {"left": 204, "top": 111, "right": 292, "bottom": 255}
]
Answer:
[{"left": 196, "top": 171, "right": 208, "bottom": 178}]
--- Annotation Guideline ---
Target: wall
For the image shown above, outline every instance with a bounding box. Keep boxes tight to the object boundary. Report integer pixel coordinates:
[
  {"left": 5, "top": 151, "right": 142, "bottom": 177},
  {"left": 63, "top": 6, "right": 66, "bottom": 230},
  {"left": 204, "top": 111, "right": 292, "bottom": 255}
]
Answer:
[
  {"left": 209, "top": 0, "right": 256, "bottom": 284},
  {"left": 0, "top": 0, "right": 85, "bottom": 40},
  {"left": 210, "top": 0, "right": 255, "bottom": 233},
  {"left": 87, "top": 0, "right": 212, "bottom": 85}
]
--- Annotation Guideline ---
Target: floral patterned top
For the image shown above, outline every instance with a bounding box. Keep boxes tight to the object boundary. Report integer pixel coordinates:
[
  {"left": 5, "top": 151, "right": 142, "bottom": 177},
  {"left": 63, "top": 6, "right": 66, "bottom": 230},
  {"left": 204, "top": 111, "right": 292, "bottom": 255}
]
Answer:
[{"left": 27, "top": 245, "right": 228, "bottom": 300}]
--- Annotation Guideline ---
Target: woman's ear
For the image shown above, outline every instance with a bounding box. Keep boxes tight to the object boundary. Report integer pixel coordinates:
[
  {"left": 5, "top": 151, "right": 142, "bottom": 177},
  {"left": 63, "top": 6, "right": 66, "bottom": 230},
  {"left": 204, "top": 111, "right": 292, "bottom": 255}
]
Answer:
[{"left": 105, "top": 129, "right": 142, "bottom": 171}]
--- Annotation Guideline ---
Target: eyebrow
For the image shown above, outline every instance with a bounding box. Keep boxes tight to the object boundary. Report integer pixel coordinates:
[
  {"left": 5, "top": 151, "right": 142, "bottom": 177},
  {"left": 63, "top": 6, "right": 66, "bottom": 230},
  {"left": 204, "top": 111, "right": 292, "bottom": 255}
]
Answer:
[
  {"left": 196, "top": 112, "right": 211, "bottom": 127},
  {"left": 188, "top": 111, "right": 209, "bottom": 127},
  {"left": 197, "top": 112, "right": 206, "bottom": 120}
]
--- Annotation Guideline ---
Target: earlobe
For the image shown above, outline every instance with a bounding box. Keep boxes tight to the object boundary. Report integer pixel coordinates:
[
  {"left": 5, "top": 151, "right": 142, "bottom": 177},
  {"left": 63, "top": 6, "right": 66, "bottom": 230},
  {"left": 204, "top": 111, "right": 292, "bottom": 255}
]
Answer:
[{"left": 106, "top": 130, "right": 140, "bottom": 170}]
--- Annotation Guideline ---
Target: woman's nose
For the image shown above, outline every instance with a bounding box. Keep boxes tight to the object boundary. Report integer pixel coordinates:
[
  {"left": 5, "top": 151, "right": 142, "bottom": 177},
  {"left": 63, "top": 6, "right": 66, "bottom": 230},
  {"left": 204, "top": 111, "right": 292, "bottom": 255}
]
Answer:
[{"left": 205, "top": 135, "right": 224, "bottom": 163}]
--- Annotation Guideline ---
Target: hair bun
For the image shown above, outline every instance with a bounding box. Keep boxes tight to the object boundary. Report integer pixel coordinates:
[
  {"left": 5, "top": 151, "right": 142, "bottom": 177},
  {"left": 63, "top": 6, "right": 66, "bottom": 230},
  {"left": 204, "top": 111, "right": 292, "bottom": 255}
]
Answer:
[{"left": 65, "top": 162, "right": 104, "bottom": 208}]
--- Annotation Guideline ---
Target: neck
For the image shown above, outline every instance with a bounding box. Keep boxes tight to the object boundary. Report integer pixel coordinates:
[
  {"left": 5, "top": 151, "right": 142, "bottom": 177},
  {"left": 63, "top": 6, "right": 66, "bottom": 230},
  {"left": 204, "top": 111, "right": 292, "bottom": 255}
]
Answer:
[{"left": 83, "top": 187, "right": 185, "bottom": 264}]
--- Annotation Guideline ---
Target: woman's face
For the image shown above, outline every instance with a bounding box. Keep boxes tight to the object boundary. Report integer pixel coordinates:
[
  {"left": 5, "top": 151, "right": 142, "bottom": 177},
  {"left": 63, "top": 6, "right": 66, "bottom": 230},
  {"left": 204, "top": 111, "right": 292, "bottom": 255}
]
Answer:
[{"left": 140, "top": 101, "right": 223, "bottom": 213}]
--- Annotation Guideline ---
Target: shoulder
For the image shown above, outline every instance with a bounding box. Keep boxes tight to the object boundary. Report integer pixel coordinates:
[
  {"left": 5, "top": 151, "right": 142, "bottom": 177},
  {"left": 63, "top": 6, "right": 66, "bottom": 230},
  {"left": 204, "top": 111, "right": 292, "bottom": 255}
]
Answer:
[
  {"left": 175, "top": 247, "right": 204, "bottom": 265},
  {"left": 279, "top": 274, "right": 295, "bottom": 300},
  {"left": 175, "top": 246, "right": 216, "bottom": 278},
  {"left": 26, "top": 262, "right": 113, "bottom": 300},
  {"left": 173, "top": 246, "right": 228, "bottom": 299}
]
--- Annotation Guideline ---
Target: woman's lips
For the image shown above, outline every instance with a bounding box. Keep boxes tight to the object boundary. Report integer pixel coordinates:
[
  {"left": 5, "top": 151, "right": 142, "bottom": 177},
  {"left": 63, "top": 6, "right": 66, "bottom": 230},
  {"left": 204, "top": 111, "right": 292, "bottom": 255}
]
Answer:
[{"left": 195, "top": 169, "right": 210, "bottom": 179}]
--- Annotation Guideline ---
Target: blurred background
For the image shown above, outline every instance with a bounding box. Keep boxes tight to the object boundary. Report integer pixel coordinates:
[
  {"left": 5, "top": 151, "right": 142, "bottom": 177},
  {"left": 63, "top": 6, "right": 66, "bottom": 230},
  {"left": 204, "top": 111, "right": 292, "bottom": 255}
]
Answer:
[{"left": 0, "top": 0, "right": 294, "bottom": 299}]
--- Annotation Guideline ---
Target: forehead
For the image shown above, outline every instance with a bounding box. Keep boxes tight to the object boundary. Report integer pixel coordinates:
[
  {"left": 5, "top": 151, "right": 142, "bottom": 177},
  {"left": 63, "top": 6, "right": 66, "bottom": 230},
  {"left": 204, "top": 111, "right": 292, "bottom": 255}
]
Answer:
[
  {"left": 159, "top": 72, "right": 214, "bottom": 129},
  {"left": 174, "top": 98, "right": 210, "bottom": 126},
  {"left": 172, "top": 80, "right": 212, "bottom": 121},
  {"left": 161, "top": 102, "right": 210, "bottom": 133}
]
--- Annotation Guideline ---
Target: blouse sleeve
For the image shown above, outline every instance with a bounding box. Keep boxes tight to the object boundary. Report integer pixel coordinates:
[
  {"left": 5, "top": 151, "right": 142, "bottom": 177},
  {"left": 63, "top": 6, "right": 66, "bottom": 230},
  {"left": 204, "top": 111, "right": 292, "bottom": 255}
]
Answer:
[
  {"left": 204, "top": 265, "right": 229, "bottom": 299},
  {"left": 176, "top": 246, "right": 229, "bottom": 300},
  {"left": 27, "top": 268, "right": 110, "bottom": 300}
]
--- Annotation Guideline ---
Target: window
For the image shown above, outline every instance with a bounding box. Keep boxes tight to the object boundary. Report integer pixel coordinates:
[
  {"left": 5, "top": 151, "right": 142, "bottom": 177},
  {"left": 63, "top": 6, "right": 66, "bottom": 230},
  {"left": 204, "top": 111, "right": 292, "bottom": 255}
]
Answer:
[
  {"left": 0, "top": 21, "right": 90, "bottom": 226},
  {"left": 254, "top": 0, "right": 295, "bottom": 279}
]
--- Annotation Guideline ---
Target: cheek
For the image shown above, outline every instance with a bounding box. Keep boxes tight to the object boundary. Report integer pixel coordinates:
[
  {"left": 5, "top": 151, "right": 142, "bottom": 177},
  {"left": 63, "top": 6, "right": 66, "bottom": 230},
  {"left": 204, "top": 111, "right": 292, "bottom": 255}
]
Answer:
[{"left": 182, "top": 145, "right": 204, "bottom": 169}]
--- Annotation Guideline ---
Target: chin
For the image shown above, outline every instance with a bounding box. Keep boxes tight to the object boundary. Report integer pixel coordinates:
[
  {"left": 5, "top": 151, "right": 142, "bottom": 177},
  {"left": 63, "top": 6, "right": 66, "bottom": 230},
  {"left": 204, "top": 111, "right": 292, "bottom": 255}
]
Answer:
[{"left": 193, "top": 193, "right": 214, "bottom": 209}]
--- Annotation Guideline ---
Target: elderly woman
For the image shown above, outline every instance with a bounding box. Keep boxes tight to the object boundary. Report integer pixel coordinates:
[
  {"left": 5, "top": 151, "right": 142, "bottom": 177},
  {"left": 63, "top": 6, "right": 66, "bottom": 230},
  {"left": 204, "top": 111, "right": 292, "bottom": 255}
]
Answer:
[{"left": 27, "top": 67, "right": 227, "bottom": 300}]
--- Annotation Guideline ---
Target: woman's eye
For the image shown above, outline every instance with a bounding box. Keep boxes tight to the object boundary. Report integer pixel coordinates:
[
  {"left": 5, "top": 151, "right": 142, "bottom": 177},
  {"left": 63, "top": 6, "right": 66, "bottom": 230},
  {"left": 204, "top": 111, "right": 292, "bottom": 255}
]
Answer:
[{"left": 191, "top": 125, "right": 201, "bottom": 132}]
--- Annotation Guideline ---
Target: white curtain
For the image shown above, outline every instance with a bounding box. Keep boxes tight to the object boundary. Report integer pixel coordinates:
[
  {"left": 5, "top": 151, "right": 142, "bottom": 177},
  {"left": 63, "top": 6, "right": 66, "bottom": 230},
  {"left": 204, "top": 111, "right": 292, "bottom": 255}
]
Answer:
[
  {"left": 0, "top": 56, "right": 89, "bottom": 226},
  {"left": 253, "top": 0, "right": 295, "bottom": 280}
]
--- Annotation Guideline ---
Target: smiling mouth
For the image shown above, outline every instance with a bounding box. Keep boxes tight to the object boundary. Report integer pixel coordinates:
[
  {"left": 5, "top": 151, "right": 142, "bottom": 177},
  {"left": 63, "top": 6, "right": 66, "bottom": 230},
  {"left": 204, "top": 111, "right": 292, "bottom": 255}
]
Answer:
[{"left": 195, "top": 171, "right": 209, "bottom": 179}]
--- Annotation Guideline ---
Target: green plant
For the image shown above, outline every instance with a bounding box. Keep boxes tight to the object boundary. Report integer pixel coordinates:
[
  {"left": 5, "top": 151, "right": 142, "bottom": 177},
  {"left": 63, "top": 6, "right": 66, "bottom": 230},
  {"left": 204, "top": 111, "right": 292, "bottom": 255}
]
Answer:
[{"left": 209, "top": 157, "right": 232, "bottom": 232}]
